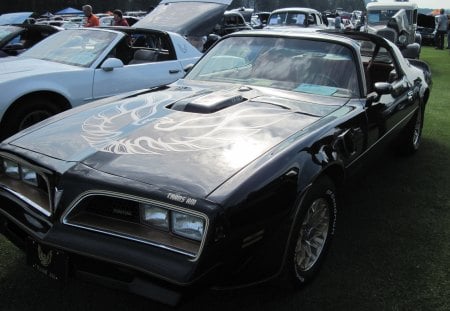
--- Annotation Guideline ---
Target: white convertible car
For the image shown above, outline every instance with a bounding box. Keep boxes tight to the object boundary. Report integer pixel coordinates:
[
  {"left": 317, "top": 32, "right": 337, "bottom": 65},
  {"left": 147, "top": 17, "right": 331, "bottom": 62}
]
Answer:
[{"left": 0, "top": 0, "right": 233, "bottom": 140}]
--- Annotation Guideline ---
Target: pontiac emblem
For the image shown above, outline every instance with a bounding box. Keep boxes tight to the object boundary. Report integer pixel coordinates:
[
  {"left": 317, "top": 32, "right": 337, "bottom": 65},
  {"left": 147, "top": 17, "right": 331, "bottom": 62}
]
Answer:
[{"left": 37, "top": 244, "right": 53, "bottom": 267}]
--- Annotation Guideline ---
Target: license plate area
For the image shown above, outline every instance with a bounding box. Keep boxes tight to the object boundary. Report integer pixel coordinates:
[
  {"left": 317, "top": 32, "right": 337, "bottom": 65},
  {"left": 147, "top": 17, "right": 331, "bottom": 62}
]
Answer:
[{"left": 26, "top": 238, "right": 68, "bottom": 281}]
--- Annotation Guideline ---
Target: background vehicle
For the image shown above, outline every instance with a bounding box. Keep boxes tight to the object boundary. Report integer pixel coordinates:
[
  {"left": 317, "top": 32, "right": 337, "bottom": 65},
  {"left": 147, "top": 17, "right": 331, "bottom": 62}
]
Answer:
[
  {"left": 133, "top": 0, "right": 233, "bottom": 51},
  {"left": 266, "top": 7, "right": 326, "bottom": 28},
  {"left": 417, "top": 13, "right": 436, "bottom": 46},
  {"left": 0, "top": 24, "right": 60, "bottom": 57},
  {"left": 0, "top": 27, "right": 201, "bottom": 139},
  {"left": 365, "top": 1, "right": 421, "bottom": 58},
  {"left": 0, "top": 29, "right": 431, "bottom": 306},
  {"left": 0, "top": 12, "right": 36, "bottom": 25}
]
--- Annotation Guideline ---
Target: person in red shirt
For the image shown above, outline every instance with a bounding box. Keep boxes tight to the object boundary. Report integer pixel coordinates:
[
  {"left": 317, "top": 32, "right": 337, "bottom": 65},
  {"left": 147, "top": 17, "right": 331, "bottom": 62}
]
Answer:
[
  {"left": 82, "top": 5, "right": 99, "bottom": 27},
  {"left": 113, "top": 9, "right": 129, "bottom": 26}
]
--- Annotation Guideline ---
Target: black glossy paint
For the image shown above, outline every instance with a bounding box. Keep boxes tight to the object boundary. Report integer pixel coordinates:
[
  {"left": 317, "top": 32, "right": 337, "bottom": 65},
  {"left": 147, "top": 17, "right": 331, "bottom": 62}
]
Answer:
[{"left": 0, "top": 30, "right": 431, "bottom": 304}]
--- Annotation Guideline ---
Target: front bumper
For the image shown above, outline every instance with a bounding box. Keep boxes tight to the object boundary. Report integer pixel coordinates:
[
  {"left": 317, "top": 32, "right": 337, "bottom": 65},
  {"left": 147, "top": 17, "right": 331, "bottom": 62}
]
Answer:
[{"left": 0, "top": 191, "right": 220, "bottom": 306}]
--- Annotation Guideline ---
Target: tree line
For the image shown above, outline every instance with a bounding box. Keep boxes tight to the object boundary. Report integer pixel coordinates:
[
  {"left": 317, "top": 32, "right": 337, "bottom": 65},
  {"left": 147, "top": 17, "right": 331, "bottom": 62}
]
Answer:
[{"left": 1, "top": 0, "right": 365, "bottom": 16}]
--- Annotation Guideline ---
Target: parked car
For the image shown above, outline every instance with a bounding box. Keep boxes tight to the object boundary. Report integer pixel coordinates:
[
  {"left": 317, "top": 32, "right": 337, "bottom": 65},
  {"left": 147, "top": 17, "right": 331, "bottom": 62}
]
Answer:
[
  {"left": 214, "top": 10, "right": 253, "bottom": 36},
  {"left": 0, "top": 24, "right": 61, "bottom": 57},
  {"left": 417, "top": 13, "right": 436, "bottom": 46},
  {"left": 266, "top": 7, "right": 327, "bottom": 29},
  {"left": 133, "top": 0, "right": 233, "bottom": 51},
  {"left": 0, "top": 29, "right": 431, "bottom": 305},
  {"left": 365, "top": 1, "right": 421, "bottom": 58},
  {"left": 0, "top": 27, "right": 202, "bottom": 140},
  {"left": 0, "top": 12, "right": 36, "bottom": 25},
  {"left": 251, "top": 11, "right": 270, "bottom": 29}
]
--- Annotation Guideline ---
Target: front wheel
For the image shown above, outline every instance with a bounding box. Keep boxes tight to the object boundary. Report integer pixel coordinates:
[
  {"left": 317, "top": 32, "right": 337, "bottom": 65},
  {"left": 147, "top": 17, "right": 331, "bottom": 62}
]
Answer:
[
  {"left": 282, "top": 176, "right": 337, "bottom": 286},
  {"left": 1, "top": 97, "right": 60, "bottom": 140}
]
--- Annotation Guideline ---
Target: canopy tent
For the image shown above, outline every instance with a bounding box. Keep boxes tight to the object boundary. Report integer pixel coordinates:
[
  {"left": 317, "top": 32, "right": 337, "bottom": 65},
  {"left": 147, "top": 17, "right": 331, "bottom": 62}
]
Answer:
[{"left": 55, "top": 7, "right": 83, "bottom": 15}]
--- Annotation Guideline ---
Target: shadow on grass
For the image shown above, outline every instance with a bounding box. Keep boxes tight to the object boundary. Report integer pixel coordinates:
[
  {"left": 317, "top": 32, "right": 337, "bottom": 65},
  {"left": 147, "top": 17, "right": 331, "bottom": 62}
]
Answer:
[{"left": 1, "top": 137, "right": 450, "bottom": 311}]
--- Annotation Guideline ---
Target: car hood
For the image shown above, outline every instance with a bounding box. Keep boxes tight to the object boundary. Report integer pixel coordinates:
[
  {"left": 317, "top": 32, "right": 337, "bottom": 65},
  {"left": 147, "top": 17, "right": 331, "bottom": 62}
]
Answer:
[
  {"left": 133, "top": 0, "right": 232, "bottom": 37},
  {"left": 418, "top": 13, "right": 435, "bottom": 29},
  {"left": 8, "top": 80, "right": 348, "bottom": 197},
  {"left": 0, "top": 57, "right": 78, "bottom": 81}
]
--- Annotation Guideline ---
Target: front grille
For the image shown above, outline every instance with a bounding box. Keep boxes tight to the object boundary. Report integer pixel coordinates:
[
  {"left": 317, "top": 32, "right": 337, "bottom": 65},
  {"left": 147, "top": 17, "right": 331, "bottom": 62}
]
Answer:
[
  {"left": 377, "top": 28, "right": 397, "bottom": 44},
  {"left": 83, "top": 196, "right": 140, "bottom": 222}
]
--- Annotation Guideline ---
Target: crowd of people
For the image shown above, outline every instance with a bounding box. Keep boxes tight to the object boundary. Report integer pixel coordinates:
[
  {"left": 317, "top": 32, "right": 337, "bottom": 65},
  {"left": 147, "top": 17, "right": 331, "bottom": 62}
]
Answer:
[{"left": 82, "top": 4, "right": 129, "bottom": 27}]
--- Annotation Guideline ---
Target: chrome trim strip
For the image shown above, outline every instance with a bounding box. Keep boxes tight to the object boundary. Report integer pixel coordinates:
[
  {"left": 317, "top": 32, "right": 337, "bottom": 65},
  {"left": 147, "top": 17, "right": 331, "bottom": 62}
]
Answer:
[
  {"left": 61, "top": 190, "right": 210, "bottom": 261},
  {"left": 347, "top": 107, "right": 417, "bottom": 168},
  {"left": 66, "top": 221, "right": 197, "bottom": 257},
  {"left": 0, "top": 183, "right": 51, "bottom": 217}
]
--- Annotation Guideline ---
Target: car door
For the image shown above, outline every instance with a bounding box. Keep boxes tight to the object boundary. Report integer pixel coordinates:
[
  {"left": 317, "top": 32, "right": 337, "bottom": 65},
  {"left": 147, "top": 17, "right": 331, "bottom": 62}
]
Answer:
[
  {"left": 92, "top": 57, "right": 185, "bottom": 99},
  {"left": 365, "top": 47, "right": 418, "bottom": 148}
]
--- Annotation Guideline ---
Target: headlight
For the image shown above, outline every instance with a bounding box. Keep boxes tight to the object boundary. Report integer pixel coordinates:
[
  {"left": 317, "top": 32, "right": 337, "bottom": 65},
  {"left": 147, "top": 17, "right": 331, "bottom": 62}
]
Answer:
[
  {"left": 140, "top": 204, "right": 169, "bottom": 230},
  {"left": 2, "top": 159, "right": 20, "bottom": 179},
  {"left": 139, "top": 202, "right": 206, "bottom": 241},
  {"left": 171, "top": 211, "right": 204, "bottom": 241},
  {"left": 21, "top": 166, "right": 39, "bottom": 186},
  {"left": 1, "top": 158, "right": 39, "bottom": 186},
  {"left": 398, "top": 34, "right": 407, "bottom": 45}
]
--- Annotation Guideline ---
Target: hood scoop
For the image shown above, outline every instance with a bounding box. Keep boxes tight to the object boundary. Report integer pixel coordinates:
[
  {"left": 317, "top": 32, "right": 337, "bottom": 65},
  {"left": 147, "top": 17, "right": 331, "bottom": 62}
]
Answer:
[{"left": 169, "top": 91, "right": 247, "bottom": 113}]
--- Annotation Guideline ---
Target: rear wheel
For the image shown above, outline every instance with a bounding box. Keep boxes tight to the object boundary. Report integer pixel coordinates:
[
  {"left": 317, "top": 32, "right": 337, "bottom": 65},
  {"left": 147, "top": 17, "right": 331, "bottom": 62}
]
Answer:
[
  {"left": 1, "top": 97, "right": 60, "bottom": 140},
  {"left": 397, "top": 104, "right": 424, "bottom": 155},
  {"left": 282, "top": 176, "right": 337, "bottom": 286}
]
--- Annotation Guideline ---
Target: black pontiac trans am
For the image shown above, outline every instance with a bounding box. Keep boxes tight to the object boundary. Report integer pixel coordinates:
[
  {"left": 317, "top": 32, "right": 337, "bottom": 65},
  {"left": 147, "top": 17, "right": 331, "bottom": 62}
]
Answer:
[{"left": 0, "top": 29, "right": 431, "bottom": 305}]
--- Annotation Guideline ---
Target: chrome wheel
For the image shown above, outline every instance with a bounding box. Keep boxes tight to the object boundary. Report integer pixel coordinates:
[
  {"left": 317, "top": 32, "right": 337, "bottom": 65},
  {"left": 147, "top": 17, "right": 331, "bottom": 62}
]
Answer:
[{"left": 294, "top": 198, "right": 330, "bottom": 272}]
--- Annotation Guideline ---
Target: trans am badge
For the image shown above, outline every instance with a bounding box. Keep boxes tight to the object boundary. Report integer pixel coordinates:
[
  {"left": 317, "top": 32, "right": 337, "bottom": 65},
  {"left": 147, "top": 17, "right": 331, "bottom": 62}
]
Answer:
[{"left": 37, "top": 244, "right": 53, "bottom": 267}]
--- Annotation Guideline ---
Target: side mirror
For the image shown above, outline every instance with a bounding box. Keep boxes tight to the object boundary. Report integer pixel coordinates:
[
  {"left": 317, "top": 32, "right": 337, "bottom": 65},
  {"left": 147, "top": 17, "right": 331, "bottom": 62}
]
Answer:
[
  {"left": 374, "top": 82, "right": 393, "bottom": 94},
  {"left": 366, "top": 82, "right": 393, "bottom": 107},
  {"left": 184, "top": 63, "right": 195, "bottom": 74},
  {"left": 101, "top": 58, "right": 124, "bottom": 72}
]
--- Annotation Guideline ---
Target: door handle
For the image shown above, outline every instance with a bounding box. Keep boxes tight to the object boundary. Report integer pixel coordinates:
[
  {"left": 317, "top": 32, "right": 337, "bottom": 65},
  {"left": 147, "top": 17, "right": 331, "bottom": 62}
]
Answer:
[
  {"left": 407, "top": 90, "right": 414, "bottom": 102},
  {"left": 169, "top": 69, "right": 181, "bottom": 74}
]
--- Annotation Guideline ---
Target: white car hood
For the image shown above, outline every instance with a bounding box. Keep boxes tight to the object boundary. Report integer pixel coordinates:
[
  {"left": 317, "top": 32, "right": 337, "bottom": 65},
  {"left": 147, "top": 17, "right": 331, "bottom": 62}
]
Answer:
[{"left": 0, "top": 57, "right": 79, "bottom": 82}]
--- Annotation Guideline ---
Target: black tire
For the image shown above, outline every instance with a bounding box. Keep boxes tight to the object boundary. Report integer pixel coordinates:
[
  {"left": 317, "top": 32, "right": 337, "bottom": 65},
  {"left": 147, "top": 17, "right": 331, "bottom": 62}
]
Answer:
[
  {"left": 282, "top": 176, "right": 337, "bottom": 286},
  {"left": 397, "top": 104, "right": 424, "bottom": 155},
  {"left": 1, "top": 97, "right": 60, "bottom": 140}
]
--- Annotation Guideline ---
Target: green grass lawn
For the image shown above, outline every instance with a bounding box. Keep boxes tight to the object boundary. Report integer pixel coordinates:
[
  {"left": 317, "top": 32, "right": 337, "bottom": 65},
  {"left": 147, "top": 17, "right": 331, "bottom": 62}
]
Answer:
[{"left": 0, "top": 46, "right": 449, "bottom": 311}]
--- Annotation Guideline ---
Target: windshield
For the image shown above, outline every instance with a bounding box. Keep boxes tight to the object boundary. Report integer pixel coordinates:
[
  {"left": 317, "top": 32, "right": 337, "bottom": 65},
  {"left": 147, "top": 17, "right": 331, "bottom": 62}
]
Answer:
[
  {"left": 0, "top": 26, "right": 20, "bottom": 41},
  {"left": 21, "top": 29, "right": 117, "bottom": 67},
  {"left": 268, "top": 12, "right": 308, "bottom": 26},
  {"left": 0, "top": 12, "right": 33, "bottom": 25},
  {"left": 186, "top": 36, "right": 359, "bottom": 97},
  {"left": 368, "top": 9, "right": 413, "bottom": 26}
]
